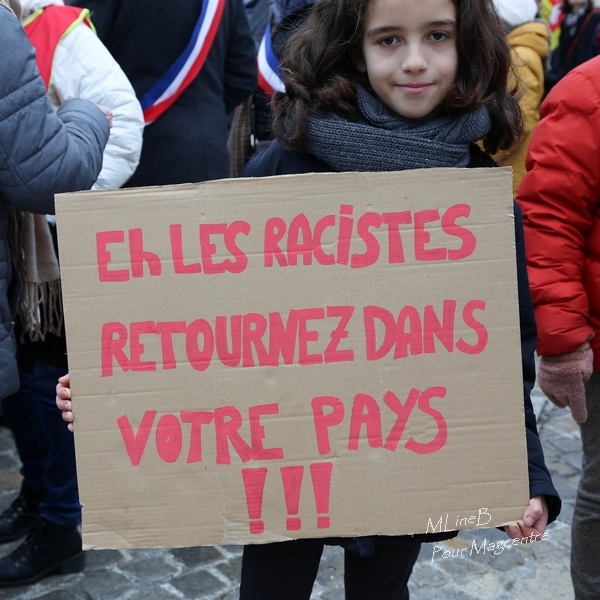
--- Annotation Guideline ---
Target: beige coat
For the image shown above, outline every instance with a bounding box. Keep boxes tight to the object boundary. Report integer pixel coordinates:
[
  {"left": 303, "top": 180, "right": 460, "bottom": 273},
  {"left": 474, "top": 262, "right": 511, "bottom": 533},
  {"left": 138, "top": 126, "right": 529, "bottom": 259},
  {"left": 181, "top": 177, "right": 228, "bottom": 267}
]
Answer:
[{"left": 495, "top": 21, "right": 550, "bottom": 196}]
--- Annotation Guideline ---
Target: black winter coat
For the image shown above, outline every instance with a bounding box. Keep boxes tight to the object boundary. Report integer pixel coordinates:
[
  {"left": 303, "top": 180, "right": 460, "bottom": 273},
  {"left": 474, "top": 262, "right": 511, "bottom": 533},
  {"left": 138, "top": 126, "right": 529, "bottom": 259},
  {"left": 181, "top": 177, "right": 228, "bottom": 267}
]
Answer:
[
  {"left": 242, "top": 140, "right": 562, "bottom": 554},
  {"left": 67, "top": 0, "right": 258, "bottom": 186}
]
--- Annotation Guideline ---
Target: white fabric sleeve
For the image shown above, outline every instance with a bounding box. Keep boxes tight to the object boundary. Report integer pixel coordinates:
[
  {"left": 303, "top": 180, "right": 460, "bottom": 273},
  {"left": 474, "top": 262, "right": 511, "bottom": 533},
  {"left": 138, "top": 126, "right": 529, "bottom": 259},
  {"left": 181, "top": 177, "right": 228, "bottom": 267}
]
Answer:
[{"left": 48, "top": 23, "right": 144, "bottom": 189}]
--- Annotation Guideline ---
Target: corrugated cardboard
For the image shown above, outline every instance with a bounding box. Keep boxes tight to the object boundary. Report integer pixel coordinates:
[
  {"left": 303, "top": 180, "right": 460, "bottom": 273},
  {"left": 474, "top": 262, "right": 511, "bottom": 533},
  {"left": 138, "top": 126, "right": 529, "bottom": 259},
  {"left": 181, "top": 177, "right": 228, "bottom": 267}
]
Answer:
[{"left": 55, "top": 167, "right": 529, "bottom": 550}]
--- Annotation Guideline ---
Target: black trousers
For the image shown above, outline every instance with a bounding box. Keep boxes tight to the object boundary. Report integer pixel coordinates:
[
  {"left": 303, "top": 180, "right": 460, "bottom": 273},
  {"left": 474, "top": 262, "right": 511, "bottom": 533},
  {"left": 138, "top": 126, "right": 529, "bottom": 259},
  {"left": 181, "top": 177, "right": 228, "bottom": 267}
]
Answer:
[{"left": 239, "top": 538, "right": 421, "bottom": 600}]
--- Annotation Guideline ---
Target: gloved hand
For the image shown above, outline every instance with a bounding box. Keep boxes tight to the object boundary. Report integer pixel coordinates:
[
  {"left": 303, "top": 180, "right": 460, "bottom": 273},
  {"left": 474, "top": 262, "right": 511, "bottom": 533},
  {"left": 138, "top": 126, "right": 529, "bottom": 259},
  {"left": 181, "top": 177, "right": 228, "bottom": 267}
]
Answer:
[{"left": 538, "top": 342, "right": 594, "bottom": 423}]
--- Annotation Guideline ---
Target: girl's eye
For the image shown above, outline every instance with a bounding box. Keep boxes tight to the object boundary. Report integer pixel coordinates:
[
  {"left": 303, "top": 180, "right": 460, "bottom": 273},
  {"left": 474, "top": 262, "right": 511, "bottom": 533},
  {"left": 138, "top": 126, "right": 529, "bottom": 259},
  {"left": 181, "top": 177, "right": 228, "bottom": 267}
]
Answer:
[
  {"left": 429, "top": 31, "right": 448, "bottom": 42},
  {"left": 379, "top": 36, "right": 398, "bottom": 47}
]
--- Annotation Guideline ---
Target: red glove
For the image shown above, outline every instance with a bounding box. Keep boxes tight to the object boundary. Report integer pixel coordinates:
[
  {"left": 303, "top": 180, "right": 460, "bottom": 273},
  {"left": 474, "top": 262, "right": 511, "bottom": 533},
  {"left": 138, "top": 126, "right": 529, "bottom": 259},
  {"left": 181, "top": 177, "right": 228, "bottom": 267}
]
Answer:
[{"left": 538, "top": 342, "right": 593, "bottom": 423}]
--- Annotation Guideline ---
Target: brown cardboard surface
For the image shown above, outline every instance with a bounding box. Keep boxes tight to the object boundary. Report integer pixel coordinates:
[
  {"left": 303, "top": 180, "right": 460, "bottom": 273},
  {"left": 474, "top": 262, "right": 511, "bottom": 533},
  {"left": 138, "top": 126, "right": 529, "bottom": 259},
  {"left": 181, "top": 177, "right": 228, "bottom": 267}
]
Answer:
[{"left": 55, "top": 167, "right": 529, "bottom": 550}]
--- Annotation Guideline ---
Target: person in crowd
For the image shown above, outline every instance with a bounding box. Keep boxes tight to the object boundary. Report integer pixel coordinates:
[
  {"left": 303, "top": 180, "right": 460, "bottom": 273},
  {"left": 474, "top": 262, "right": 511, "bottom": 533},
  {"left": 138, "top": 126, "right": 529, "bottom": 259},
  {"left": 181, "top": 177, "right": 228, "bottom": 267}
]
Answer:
[
  {"left": 492, "top": 0, "right": 550, "bottom": 196},
  {"left": 228, "top": 0, "right": 315, "bottom": 175},
  {"left": 66, "top": 0, "right": 257, "bottom": 187},
  {"left": 544, "top": 0, "right": 600, "bottom": 95},
  {"left": 0, "top": 0, "right": 143, "bottom": 588},
  {"left": 540, "top": 0, "right": 564, "bottom": 49},
  {"left": 0, "top": 0, "right": 110, "bottom": 587},
  {"left": 251, "top": 0, "right": 315, "bottom": 152},
  {"left": 58, "top": 0, "right": 561, "bottom": 597},
  {"left": 517, "top": 54, "right": 600, "bottom": 600},
  {"left": 244, "top": 0, "right": 270, "bottom": 48}
]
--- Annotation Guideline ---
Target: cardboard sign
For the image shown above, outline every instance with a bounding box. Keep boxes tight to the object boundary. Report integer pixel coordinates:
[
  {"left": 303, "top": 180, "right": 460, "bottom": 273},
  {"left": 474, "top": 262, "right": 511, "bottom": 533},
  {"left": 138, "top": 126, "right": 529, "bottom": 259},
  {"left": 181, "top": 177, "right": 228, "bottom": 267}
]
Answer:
[{"left": 55, "top": 168, "right": 529, "bottom": 550}]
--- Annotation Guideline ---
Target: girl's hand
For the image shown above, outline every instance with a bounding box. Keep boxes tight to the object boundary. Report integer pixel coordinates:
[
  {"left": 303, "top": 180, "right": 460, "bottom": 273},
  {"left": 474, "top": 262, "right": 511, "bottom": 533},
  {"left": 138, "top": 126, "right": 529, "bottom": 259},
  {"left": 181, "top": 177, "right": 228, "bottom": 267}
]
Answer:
[
  {"left": 56, "top": 373, "right": 74, "bottom": 432},
  {"left": 504, "top": 495, "right": 548, "bottom": 541}
]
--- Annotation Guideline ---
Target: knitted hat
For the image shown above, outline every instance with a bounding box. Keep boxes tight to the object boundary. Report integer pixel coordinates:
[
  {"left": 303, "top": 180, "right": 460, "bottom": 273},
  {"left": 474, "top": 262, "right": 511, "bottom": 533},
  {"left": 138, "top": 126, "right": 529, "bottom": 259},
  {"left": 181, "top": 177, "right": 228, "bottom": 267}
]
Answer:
[
  {"left": 272, "top": 0, "right": 315, "bottom": 21},
  {"left": 493, "top": 0, "right": 538, "bottom": 27}
]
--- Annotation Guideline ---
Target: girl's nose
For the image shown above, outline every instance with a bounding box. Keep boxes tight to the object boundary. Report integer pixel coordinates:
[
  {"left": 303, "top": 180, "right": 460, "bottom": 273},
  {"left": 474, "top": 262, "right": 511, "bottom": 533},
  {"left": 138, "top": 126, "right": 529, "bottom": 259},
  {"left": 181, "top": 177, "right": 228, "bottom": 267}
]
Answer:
[{"left": 402, "top": 43, "right": 427, "bottom": 73}]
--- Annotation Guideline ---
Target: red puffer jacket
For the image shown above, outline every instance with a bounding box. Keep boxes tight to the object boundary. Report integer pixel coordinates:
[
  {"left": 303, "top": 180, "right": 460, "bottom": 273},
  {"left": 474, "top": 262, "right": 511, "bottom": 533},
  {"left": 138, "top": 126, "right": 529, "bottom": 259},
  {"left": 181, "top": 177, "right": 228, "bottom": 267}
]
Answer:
[{"left": 517, "top": 55, "right": 600, "bottom": 370}]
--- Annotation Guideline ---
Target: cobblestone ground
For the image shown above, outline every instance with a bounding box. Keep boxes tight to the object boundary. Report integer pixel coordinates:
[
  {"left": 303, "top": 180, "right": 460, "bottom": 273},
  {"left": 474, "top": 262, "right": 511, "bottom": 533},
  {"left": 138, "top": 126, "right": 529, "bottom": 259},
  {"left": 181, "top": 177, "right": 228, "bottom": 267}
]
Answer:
[{"left": 0, "top": 392, "right": 579, "bottom": 600}]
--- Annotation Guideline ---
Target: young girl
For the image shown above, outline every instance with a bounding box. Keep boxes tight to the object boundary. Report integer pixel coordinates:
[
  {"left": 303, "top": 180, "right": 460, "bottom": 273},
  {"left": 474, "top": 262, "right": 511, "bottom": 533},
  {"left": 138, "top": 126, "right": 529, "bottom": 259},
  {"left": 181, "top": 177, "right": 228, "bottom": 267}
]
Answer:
[
  {"left": 58, "top": 0, "right": 561, "bottom": 597},
  {"left": 236, "top": 0, "right": 561, "bottom": 597}
]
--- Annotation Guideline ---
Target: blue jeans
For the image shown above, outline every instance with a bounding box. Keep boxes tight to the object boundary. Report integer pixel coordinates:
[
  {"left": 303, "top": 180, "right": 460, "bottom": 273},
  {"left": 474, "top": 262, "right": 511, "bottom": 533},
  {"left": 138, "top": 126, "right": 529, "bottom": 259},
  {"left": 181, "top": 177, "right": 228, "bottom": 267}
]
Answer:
[{"left": 1, "top": 360, "right": 81, "bottom": 527}]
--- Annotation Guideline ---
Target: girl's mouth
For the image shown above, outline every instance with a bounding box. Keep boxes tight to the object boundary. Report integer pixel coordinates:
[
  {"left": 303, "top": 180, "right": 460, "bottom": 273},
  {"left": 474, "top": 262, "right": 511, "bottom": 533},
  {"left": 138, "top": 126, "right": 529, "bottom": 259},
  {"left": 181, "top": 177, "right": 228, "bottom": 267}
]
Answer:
[{"left": 399, "top": 83, "right": 432, "bottom": 93}]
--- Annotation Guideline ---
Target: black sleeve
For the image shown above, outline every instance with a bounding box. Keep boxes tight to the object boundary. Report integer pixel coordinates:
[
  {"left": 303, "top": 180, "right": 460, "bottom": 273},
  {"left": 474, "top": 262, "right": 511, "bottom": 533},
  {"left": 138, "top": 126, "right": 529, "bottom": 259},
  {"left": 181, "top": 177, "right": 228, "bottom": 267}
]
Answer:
[
  {"left": 514, "top": 201, "right": 562, "bottom": 524},
  {"left": 65, "top": 0, "right": 121, "bottom": 41},
  {"left": 241, "top": 140, "right": 332, "bottom": 177}
]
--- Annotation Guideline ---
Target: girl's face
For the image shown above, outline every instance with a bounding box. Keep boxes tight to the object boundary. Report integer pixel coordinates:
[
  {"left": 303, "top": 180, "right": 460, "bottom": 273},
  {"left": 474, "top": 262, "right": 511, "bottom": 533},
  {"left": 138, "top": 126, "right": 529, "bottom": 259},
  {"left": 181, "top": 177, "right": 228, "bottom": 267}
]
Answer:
[{"left": 358, "top": 0, "right": 458, "bottom": 120}]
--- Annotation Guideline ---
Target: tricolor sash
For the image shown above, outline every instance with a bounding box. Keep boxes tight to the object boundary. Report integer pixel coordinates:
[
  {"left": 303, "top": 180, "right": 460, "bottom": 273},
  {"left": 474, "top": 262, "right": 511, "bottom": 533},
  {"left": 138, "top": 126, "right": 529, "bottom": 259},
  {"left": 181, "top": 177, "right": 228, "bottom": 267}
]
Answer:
[
  {"left": 257, "top": 21, "right": 285, "bottom": 97},
  {"left": 24, "top": 6, "right": 93, "bottom": 89},
  {"left": 140, "top": 0, "right": 226, "bottom": 124}
]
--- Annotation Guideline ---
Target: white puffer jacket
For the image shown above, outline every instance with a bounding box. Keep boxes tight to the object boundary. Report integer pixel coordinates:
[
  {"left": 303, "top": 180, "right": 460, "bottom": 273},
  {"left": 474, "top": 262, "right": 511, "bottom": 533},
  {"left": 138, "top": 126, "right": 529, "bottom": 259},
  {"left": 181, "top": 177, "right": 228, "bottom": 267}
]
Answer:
[{"left": 21, "top": 0, "right": 144, "bottom": 190}]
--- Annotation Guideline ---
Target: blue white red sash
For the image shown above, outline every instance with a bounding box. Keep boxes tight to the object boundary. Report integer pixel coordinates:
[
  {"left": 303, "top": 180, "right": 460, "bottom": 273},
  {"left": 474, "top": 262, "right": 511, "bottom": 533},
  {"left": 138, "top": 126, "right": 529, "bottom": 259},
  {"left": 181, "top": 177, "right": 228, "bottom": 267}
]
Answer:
[
  {"left": 257, "top": 21, "right": 285, "bottom": 97},
  {"left": 140, "top": 0, "right": 226, "bottom": 124}
]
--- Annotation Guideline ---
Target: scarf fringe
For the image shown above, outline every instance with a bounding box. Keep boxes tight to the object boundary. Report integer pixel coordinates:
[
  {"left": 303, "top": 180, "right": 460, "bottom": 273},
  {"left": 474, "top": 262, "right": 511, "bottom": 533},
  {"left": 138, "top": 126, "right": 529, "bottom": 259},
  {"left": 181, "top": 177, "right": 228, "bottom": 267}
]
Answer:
[
  {"left": 17, "top": 278, "right": 63, "bottom": 343},
  {"left": 8, "top": 210, "right": 63, "bottom": 343}
]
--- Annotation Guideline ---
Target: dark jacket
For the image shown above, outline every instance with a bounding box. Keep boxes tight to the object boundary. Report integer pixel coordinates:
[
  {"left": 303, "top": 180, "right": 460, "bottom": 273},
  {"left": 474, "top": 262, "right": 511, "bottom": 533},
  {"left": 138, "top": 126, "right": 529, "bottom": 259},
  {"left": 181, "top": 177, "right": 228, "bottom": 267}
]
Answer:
[
  {"left": 0, "top": 5, "right": 109, "bottom": 398},
  {"left": 67, "top": 0, "right": 258, "bottom": 186},
  {"left": 242, "top": 140, "right": 561, "bottom": 554},
  {"left": 545, "top": 7, "right": 600, "bottom": 95}
]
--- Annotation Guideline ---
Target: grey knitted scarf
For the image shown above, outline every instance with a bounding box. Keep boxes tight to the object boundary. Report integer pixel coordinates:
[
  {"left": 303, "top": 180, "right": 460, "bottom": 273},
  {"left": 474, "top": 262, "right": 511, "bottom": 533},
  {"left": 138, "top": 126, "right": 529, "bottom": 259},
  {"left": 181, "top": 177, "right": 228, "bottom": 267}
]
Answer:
[{"left": 306, "top": 85, "right": 491, "bottom": 172}]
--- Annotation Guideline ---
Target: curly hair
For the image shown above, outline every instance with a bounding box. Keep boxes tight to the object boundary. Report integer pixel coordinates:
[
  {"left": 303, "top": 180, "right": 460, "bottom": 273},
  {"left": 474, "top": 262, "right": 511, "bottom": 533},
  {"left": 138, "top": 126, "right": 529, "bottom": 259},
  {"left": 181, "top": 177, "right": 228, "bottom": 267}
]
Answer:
[{"left": 271, "top": 0, "right": 522, "bottom": 156}]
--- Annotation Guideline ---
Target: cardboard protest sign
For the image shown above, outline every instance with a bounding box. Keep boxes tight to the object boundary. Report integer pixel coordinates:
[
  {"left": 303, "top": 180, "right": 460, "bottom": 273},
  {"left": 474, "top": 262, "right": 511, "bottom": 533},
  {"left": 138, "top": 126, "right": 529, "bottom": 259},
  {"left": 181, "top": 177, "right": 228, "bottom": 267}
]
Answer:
[{"left": 55, "top": 168, "right": 529, "bottom": 550}]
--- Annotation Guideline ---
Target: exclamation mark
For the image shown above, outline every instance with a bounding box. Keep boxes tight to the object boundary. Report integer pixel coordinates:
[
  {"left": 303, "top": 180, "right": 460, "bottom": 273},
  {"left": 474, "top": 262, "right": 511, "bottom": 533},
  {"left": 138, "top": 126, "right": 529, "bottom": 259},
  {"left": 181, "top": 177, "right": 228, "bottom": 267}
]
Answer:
[
  {"left": 280, "top": 466, "right": 304, "bottom": 531},
  {"left": 241, "top": 468, "right": 268, "bottom": 534},
  {"left": 310, "top": 462, "right": 333, "bottom": 529}
]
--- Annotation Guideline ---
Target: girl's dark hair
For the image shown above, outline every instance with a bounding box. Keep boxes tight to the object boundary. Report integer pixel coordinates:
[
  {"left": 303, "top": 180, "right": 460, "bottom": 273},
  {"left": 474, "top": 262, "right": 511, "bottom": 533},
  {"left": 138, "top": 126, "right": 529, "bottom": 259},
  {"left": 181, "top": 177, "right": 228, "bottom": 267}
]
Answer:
[
  {"left": 562, "top": 0, "right": 592, "bottom": 15},
  {"left": 271, "top": 0, "right": 522, "bottom": 156}
]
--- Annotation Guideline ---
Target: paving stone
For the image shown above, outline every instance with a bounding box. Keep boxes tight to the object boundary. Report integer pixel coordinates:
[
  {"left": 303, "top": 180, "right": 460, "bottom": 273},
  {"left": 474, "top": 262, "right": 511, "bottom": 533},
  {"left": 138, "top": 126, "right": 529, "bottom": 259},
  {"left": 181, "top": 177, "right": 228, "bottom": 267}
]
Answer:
[
  {"left": 315, "top": 546, "right": 344, "bottom": 590},
  {"left": 126, "top": 554, "right": 179, "bottom": 582},
  {"left": 411, "top": 562, "right": 450, "bottom": 589},
  {"left": 0, "top": 453, "right": 19, "bottom": 474},
  {"left": 318, "top": 588, "right": 345, "bottom": 600},
  {"left": 35, "top": 590, "right": 84, "bottom": 600},
  {"left": 85, "top": 549, "right": 124, "bottom": 570},
  {"left": 0, "top": 586, "right": 35, "bottom": 599},
  {"left": 81, "top": 570, "right": 132, "bottom": 599},
  {"left": 220, "top": 545, "right": 243, "bottom": 556},
  {"left": 551, "top": 474, "right": 579, "bottom": 502},
  {"left": 170, "top": 545, "right": 223, "bottom": 567},
  {"left": 497, "top": 563, "right": 575, "bottom": 600},
  {"left": 213, "top": 590, "right": 241, "bottom": 600},
  {"left": 127, "top": 585, "right": 181, "bottom": 600},
  {"left": 544, "top": 434, "right": 583, "bottom": 457},
  {"left": 0, "top": 470, "right": 21, "bottom": 493},
  {"left": 215, "top": 555, "right": 242, "bottom": 582},
  {"left": 0, "top": 431, "right": 16, "bottom": 453},
  {"left": 545, "top": 456, "right": 580, "bottom": 479},
  {"left": 169, "top": 569, "right": 227, "bottom": 598},
  {"left": 542, "top": 522, "right": 573, "bottom": 552},
  {"left": 455, "top": 570, "right": 503, "bottom": 599},
  {"left": 125, "top": 548, "right": 169, "bottom": 562},
  {"left": 561, "top": 451, "right": 584, "bottom": 473},
  {"left": 559, "top": 500, "right": 575, "bottom": 525}
]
